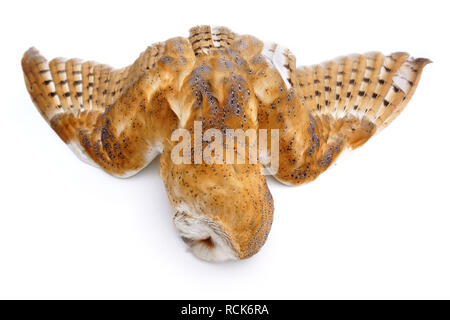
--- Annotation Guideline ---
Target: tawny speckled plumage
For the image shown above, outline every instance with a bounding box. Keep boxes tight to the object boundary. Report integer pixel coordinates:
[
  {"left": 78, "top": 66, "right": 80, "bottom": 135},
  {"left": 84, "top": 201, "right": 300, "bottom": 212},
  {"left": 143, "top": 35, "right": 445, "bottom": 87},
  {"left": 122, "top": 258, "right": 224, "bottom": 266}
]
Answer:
[{"left": 22, "top": 26, "right": 429, "bottom": 262}]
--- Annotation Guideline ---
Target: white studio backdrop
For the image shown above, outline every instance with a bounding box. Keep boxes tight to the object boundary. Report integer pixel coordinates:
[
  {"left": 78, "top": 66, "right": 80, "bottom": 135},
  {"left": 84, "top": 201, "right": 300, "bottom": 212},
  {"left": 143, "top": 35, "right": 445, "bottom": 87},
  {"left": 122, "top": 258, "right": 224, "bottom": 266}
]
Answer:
[{"left": 0, "top": 0, "right": 449, "bottom": 299}]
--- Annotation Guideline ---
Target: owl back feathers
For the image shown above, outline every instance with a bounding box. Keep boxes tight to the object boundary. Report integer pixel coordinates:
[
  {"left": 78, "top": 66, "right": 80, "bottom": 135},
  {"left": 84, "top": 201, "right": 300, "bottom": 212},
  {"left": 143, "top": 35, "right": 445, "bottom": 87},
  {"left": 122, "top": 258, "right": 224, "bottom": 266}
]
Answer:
[
  {"left": 21, "top": 43, "right": 179, "bottom": 177},
  {"left": 22, "top": 27, "right": 430, "bottom": 184}
]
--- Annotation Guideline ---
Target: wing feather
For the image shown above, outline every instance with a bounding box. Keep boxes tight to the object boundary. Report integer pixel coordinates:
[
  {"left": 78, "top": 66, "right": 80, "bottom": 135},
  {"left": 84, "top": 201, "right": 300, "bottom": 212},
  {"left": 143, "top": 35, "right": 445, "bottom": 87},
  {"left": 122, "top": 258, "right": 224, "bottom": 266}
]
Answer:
[
  {"left": 22, "top": 38, "right": 195, "bottom": 177},
  {"left": 270, "top": 52, "right": 430, "bottom": 185}
]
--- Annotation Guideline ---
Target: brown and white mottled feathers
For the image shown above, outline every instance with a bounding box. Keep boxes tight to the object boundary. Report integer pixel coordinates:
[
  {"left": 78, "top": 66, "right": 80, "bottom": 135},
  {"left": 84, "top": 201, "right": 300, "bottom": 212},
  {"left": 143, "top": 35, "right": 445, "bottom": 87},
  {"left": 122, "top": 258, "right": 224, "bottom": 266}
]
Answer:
[
  {"left": 189, "top": 25, "right": 235, "bottom": 56},
  {"left": 21, "top": 26, "right": 429, "bottom": 262},
  {"left": 22, "top": 39, "right": 194, "bottom": 177},
  {"left": 267, "top": 52, "right": 430, "bottom": 185}
]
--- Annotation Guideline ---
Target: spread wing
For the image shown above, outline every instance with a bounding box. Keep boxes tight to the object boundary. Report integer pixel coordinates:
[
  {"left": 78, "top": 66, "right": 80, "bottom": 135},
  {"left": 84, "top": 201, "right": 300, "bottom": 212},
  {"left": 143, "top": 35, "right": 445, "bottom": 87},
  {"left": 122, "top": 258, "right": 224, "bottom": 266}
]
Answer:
[
  {"left": 22, "top": 39, "right": 195, "bottom": 177},
  {"left": 269, "top": 52, "right": 430, "bottom": 185}
]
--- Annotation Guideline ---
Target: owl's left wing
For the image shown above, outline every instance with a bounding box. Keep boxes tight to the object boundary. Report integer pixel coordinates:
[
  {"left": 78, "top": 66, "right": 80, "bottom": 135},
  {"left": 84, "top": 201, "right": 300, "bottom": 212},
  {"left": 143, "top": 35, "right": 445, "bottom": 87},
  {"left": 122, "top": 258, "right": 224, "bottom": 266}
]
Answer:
[{"left": 262, "top": 51, "right": 430, "bottom": 185}]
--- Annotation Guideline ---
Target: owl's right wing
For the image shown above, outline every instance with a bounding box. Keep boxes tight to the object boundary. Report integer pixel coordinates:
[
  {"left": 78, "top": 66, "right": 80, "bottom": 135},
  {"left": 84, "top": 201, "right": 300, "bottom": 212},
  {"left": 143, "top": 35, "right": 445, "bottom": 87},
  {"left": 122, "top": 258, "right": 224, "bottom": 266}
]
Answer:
[{"left": 22, "top": 39, "right": 195, "bottom": 177}]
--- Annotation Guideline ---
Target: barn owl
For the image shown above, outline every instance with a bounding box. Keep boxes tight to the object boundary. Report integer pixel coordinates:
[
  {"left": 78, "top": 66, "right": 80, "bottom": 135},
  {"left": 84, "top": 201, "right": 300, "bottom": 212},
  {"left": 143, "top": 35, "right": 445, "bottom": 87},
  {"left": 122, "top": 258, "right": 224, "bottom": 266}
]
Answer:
[{"left": 22, "top": 25, "right": 429, "bottom": 262}]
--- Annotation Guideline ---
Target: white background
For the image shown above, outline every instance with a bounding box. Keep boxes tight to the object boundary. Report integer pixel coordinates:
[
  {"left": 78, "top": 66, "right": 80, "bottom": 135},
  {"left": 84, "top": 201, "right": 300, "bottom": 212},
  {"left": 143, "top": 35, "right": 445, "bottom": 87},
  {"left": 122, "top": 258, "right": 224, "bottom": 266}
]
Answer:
[{"left": 1, "top": 0, "right": 449, "bottom": 299}]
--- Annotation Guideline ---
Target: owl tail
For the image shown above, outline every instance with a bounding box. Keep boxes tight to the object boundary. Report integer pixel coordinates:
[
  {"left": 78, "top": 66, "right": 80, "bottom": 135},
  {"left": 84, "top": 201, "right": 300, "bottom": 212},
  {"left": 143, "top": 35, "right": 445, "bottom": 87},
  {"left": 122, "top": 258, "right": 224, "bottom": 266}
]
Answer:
[{"left": 188, "top": 25, "right": 235, "bottom": 56}]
